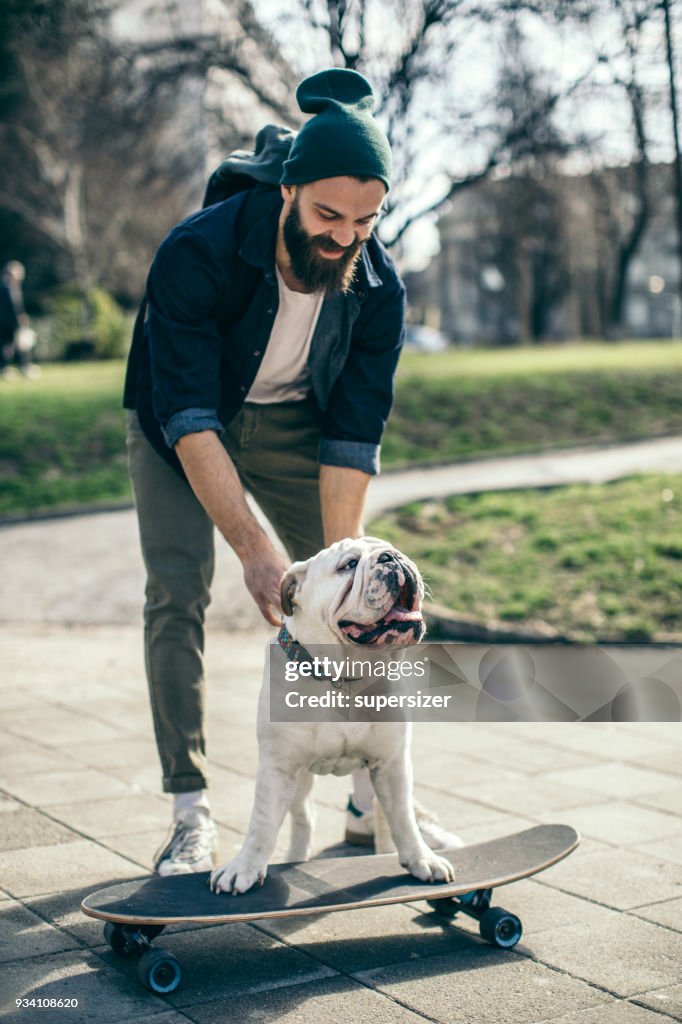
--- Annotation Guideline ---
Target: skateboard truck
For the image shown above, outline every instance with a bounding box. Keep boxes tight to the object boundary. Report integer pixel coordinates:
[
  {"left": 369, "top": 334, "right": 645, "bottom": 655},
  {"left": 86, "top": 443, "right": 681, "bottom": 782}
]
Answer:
[
  {"left": 427, "top": 888, "right": 523, "bottom": 948},
  {"left": 103, "top": 922, "right": 180, "bottom": 993}
]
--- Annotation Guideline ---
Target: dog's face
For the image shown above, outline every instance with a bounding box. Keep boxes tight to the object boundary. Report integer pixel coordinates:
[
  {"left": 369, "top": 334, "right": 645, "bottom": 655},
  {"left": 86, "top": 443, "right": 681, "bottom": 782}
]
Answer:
[{"left": 280, "top": 537, "right": 425, "bottom": 648}]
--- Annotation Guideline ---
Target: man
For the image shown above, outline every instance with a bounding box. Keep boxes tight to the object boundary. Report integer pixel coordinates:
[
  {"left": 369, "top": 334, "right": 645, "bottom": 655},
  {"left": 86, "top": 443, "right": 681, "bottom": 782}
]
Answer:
[{"left": 124, "top": 67, "right": 457, "bottom": 874}]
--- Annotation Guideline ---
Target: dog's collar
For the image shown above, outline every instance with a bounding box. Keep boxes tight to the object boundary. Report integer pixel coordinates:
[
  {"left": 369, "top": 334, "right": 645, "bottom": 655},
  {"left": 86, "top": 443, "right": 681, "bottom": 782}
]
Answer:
[
  {"left": 277, "top": 623, "right": 360, "bottom": 688},
  {"left": 277, "top": 623, "right": 321, "bottom": 675}
]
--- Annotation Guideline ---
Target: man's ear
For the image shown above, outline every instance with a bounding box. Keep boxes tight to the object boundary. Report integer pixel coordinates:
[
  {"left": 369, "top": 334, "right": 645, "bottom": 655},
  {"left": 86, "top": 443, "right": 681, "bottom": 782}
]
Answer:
[
  {"left": 280, "top": 183, "right": 296, "bottom": 205},
  {"left": 280, "top": 563, "right": 308, "bottom": 617}
]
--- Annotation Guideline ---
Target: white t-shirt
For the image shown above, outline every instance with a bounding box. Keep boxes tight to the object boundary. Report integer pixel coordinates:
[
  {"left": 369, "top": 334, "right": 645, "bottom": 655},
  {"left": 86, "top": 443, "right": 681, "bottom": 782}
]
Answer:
[{"left": 246, "top": 266, "right": 324, "bottom": 404}]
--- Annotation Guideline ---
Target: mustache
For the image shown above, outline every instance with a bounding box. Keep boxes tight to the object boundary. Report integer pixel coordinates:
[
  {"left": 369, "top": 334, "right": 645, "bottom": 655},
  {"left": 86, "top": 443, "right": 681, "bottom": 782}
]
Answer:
[{"left": 314, "top": 235, "right": 359, "bottom": 255}]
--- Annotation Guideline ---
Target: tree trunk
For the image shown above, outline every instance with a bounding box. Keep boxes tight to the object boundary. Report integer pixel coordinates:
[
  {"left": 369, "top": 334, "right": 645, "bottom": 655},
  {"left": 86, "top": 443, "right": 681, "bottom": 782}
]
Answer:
[
  {"left": 663, "top": 0, "right": 682, "bottom": 304},
  {"left": 607, "top": 80, "right": 650, "bottom": 337}
]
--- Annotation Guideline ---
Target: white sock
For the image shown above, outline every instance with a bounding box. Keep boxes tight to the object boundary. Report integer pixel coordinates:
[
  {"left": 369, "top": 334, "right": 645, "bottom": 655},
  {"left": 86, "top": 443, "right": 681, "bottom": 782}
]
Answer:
[
  {"left": 173, "top": 790, "right": 210, "bottom": 819},
  {"left": 351, "top": 768, "right": 375, "bottom": 814}
]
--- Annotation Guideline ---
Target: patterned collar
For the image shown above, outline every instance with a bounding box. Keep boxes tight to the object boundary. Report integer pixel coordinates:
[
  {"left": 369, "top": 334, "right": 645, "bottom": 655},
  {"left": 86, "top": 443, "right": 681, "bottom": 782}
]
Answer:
[
  {"left": 277, "top": 623, "right": 318, "bottom": 672},
  {"left": 276, "top": 623, "right": 360, "bottom": 687}
]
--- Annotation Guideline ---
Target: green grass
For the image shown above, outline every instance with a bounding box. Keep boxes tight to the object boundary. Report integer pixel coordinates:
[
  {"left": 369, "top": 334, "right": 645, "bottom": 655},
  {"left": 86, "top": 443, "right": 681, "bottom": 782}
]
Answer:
[
  {"left": 2, "top": 342, "right": 682, "bottom": 519},
  {"left": 397, "top": 340, "right": 682, "bottom": 378},
  {"left": 369, "top": 473, "right": 682, "bottom": 643},
  {"left": 384, "top": 341, "right": 682, "bottom": 466},
  {"left": 0, "top": 362, "right": 130, "bottom": 518}
]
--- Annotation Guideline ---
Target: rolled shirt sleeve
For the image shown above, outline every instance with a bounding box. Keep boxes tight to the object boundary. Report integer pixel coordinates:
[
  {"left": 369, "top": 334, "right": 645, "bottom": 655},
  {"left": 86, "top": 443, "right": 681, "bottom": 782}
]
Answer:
[
  {"left": 162, "top": 408, "right": 225, "bottom": 449},
  {"left": 318, "top": 438, "right": 380, "bottom": 475}
]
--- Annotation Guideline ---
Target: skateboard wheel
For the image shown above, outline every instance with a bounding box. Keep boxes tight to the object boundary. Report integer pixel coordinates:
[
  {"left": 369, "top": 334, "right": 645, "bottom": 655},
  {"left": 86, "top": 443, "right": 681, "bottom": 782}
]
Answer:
[
  {"left": 137, "top": 948, "right": 182, "bottom": 994},
  {"left": 479, "top": 907, "right": 523, "bottom": 948},
  {"left": 103, "top": 922, "right": 129, "bottom": 956}
]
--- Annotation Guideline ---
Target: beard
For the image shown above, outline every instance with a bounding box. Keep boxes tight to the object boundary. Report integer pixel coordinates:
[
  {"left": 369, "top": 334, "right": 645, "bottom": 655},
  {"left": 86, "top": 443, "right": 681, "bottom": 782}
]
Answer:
[{"left": 282, "top": 195, "right": 365, "bottom": 294}]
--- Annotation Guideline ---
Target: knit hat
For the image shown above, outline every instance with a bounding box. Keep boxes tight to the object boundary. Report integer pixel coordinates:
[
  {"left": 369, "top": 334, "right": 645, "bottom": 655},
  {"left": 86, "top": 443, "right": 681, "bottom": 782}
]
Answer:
[{"left": 280, "top": 69, "right": 392, "bottom": 191}]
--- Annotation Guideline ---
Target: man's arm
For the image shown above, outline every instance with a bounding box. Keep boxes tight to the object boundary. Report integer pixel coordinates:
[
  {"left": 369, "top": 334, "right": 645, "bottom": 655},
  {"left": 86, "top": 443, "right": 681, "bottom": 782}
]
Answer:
[
  {"left": 176, "top": 430, "right": 289, "bottom": 626},
  {"left": 319, "top": 464, "right": 371, "bottom": 545}
]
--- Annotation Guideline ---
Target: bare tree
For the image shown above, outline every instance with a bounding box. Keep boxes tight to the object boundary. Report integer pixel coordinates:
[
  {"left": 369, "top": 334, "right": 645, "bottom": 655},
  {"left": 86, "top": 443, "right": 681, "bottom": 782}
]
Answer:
[
  {"left": 0, "top": 0, "right": 297, "bottom": 300},
  {"left": 589, "top": 0, "right": 662, "bottom": 335},
  {"left": 261, "top": 0, "right": 603, "bottom": 256},
  {"left": 662, "top": 0, "right": 682, "bottom": 303}
]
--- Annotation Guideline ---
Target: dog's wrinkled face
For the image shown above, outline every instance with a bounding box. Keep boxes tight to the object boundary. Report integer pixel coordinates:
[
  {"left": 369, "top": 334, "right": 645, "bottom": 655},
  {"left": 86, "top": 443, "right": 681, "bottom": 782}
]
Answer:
[{"left": 281, "top": 537, "right": 425, "bottom": 648}]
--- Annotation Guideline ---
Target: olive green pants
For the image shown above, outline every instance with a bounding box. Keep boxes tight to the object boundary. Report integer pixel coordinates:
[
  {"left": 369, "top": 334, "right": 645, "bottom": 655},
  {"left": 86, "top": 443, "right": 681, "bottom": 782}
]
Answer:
[{"left": 126, "top": 399, "right": 325, "bottom": 793}]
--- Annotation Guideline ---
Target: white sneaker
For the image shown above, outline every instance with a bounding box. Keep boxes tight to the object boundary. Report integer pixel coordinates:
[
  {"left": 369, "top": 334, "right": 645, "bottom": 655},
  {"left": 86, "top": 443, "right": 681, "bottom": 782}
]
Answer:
[
  {"left": 344, "top": 797, "right": 376, "bottom": 847},
  {"left": 344, "top": 796, "right": 464, "bottom": 850},
  {"left": 153, "top": 807, "right": 219, "bottom": 876},
  {"left": 413, "top": 799, "right": 464, "bottom": 850}
]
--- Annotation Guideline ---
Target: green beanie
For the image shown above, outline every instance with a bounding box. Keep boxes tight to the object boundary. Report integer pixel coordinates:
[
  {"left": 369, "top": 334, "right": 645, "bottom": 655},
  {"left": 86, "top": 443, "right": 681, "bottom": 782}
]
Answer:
[{"left": 280, "top": 68, "right": 392, "bottom": 191}]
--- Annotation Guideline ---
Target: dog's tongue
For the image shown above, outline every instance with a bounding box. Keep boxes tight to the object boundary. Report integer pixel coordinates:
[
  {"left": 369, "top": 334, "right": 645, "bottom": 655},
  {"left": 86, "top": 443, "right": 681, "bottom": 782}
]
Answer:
[
  {"left": 382, "top": 605, "right": 422, "bottom": 624},
  {"left": 340, "top": 605, "right": 422, "bottom": 641}
]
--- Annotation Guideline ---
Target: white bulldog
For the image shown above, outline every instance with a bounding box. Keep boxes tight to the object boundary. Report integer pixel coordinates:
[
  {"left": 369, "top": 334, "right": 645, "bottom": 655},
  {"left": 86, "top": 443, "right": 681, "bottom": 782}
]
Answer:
[{"left": 209, "top": 536, "right": 455, "bottom": 895}]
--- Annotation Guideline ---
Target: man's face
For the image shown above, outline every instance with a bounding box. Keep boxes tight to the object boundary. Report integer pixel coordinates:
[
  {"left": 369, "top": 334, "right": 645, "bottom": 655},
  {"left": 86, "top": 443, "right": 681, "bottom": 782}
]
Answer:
[{"left": 281, "top": 176, "right": 386, "bottom": 293}]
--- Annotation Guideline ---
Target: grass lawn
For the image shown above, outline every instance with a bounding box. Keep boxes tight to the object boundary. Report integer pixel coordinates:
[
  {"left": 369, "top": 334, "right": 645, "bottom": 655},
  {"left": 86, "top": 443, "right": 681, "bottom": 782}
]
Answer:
[
  {"left": 1, "top": 341, "right": 682, "bottom": 519},
  {"left": 0, "top": 362, "right": 130, "bottom": 518},
  {"left": 369, "top": 473, "right": 682, "bottom": 643},
  {"left": 385, "top": 340, "right": 682, "bottom": 466}
]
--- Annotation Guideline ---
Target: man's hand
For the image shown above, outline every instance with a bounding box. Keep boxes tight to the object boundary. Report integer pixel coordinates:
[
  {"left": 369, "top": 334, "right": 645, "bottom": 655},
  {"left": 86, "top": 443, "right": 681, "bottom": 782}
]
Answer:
[{"left": 242, "top": 543, "right": 291, "bottom": 627}]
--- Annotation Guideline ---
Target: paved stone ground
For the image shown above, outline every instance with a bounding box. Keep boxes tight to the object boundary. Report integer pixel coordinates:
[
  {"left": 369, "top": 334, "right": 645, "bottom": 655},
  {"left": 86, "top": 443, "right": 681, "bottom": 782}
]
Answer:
[
  {"left": 2, "top": 625, "right": 681, "bottom": 1024},
  {"left": 2, "top": 439, "right": 682, "bottom": 1023}
]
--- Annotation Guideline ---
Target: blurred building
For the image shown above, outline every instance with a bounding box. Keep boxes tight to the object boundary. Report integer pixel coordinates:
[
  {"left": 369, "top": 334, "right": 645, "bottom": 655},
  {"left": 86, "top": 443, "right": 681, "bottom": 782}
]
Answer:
[{"left": 405, "top": 163, "right": 681, "bottom": 343}]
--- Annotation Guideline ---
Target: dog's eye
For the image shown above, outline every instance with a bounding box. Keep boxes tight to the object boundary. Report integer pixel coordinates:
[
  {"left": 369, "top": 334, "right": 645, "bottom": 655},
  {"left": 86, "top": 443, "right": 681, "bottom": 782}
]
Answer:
[{"left": 339, "top": 558, "right": 358, "bottom": 571}]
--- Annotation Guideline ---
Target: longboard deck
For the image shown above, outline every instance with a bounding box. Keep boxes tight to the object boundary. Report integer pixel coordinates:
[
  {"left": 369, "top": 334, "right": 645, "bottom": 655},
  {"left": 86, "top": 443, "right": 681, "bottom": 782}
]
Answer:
[{"left": 82, "top": 824, "right": 579, "bottom": 927}]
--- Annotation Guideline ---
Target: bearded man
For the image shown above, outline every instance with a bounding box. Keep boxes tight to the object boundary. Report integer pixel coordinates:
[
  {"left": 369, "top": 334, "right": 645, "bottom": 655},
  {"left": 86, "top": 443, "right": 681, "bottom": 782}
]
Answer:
[{"left": 124, "top": 68, "right": 458, "bottom": 874}]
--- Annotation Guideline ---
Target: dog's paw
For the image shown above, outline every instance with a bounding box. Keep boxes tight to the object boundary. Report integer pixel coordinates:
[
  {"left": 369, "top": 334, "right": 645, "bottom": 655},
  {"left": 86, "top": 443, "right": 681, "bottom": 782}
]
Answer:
[
  {"left": 209, "top": 858, "right": 267, "bottom": 895},
  {"left": 406, "top": 852, "right": 455, "bottom": 883}
]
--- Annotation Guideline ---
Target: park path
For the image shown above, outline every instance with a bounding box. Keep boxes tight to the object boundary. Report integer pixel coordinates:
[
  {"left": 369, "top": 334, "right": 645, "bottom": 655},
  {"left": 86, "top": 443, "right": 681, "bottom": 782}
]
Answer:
[{"left": 2, "top": 434, "right": 682, "bottom": 630}]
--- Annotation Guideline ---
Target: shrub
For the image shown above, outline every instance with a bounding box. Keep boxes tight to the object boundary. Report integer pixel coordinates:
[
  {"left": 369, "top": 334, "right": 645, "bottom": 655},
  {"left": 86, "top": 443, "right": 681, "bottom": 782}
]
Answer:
[{"left": 42, "top": 284, "right": 129, "bottom": 360}]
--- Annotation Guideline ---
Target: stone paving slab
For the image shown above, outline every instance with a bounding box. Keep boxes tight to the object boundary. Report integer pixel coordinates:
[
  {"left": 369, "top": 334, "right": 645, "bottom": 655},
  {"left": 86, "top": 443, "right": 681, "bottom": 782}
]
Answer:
[
  {"left": 44, "top": 794, "right": 172, "bottom": 841},
  {"left": 3, "top": 613, "right": 682, "bottom": 1020},
  {"left": 2, "top": 706, "right": 126, "bottom": 748},
  {"left": 634, "top": 835, "right": 682, "bottom": 866},
  {"left": 355, "top": 946, "right": 612, "bottom": 1024},
  {"left": 550, "top": 801, "right": 682, "bottom": 846},
  {"left": 187, "top": 975, "right": 432, "bottom": 1024},
  {"left": 63, "top": 737, "right": 176, "bottom": 773},
  {"left": 454, "top": 775, "right": 605, "bottom": 817},
  {"left": 0, "top": 840, "right": 141, "bottom": 899},
  {"left": 635, "top": 983, "right": 682, "bottom": 1021},
  {"left": 629, "top": 896, "right": 682, "bottom": 932},
  {"left": 541, "top": 764, "right": 681, "bottom": 801},
  {"left": 0, "top": 898, "right": 80, "bottom": 963},
  {"left": 0, "top": 807, "right": 82, "bottom": 852},
  {"left": 0, "top": 745, "right": 81, "bottom": 778},
  {"left": 534, "top": 847, "right": 682, "bottom": 910},
  {"left": 0, "top": 769, "right": 133, "bottom": 808},
  {"left": 525, "top": 911, "right": 682, "bottom": 997},
  {"left": 635, "top": 789, "right": 682, "bottom": 817},
  {"left": 630, "top": 752, "right": 682, "bottom": 777},
  {"left": 538, "top": 1003, "right": 681, "bottom": 1023},
  {"left": 0, "top": 949, "right": 167, "bottom": 1024}
]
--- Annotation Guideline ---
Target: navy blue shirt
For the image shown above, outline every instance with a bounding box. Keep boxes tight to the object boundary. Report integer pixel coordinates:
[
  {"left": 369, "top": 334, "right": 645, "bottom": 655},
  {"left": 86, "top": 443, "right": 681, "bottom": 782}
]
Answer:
[{"left": 124, "top": 186, "right": 406, "bottom": 476}]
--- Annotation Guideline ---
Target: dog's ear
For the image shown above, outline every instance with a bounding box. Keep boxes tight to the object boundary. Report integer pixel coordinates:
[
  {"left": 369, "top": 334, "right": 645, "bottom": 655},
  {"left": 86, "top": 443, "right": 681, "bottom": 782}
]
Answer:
[{"left": 280, "top": 564, "right": 308, "bottom": 617}]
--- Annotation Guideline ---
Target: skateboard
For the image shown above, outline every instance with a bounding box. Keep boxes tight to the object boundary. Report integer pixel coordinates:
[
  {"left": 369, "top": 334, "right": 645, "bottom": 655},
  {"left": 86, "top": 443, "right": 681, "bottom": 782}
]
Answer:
[{"left": 82, "top": 823, "right": 579, "bottom": 994}]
